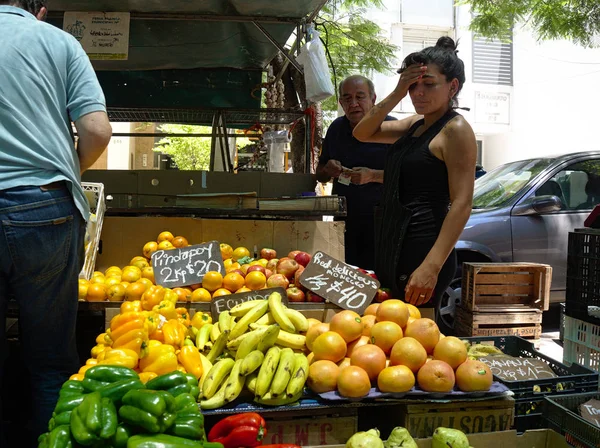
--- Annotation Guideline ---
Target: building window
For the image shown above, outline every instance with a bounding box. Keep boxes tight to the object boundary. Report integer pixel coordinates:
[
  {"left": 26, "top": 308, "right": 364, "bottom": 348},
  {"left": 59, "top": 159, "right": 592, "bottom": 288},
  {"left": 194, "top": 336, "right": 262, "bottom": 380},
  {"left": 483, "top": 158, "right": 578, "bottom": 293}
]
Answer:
[{"left": 472, "top": 33, "right": 513, "bottom": 86}]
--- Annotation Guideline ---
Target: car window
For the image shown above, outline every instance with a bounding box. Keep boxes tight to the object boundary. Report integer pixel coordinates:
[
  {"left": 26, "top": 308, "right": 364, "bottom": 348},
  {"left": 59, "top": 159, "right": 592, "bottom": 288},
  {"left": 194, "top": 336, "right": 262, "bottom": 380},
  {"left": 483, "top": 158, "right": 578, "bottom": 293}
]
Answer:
[{"left": 535, "top": 160, "right": 600, "bottom": 211}]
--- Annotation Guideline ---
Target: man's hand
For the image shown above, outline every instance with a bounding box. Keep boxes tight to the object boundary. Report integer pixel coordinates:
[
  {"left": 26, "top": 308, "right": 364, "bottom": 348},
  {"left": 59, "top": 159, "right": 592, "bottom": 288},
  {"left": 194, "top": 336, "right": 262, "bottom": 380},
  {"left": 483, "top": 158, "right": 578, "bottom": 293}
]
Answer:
[
  {"left": 349, "top": 167, "right": 383, "bottom": 185},
  {"left": 323, "top": 159, "right": 343, "bottom": 178}
]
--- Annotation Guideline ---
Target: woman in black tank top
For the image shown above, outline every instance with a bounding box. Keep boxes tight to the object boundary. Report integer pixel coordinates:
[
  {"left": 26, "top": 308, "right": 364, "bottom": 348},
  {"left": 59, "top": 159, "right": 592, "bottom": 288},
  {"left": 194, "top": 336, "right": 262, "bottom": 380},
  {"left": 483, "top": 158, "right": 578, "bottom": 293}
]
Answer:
[{"left": 353, "top": 37, "right": 477, "bottom": 319}]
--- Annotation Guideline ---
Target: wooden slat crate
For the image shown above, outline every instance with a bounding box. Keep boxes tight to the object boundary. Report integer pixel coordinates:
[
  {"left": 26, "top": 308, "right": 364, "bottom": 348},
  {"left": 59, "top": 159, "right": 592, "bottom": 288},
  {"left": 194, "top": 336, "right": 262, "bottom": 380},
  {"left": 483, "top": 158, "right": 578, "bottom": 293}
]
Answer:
[
  {"left": 461, "top": 263, "right": 552, "bottom": 312},
  {"left": 455, "top": 307, "right": 543, "bottom": 339}
]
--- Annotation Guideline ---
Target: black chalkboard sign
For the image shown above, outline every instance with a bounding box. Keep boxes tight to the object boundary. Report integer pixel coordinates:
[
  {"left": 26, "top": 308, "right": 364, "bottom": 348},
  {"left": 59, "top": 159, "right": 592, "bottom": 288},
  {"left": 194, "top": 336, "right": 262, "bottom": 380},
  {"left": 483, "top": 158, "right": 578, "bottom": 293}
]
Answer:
[
  {"left": 210, "top": 287, "right": 288, "bottom": 317},
  {"left": 579, "top": 398, "right": 600, "bottom": 428},
  {"left": 479, "top": 355, "right": 557, "bottom": 381},
  {"left": 299, "top": 251, "right": 380, "bottom": 315},
  {"left": 152, "top": 240, "right": 225, "bottom": 288}
]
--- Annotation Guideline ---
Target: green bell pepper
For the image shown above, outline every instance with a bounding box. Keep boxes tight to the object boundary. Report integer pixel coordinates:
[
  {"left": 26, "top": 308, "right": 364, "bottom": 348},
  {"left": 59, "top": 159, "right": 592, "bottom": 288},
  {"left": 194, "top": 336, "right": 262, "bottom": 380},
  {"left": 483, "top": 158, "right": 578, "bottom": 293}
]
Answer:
[
  {"left": 97, "top": 377, "right": 145, "bottom": 403},
  {"left": 54, "top": 395, "right": 85, "bottom": 415},
  {"left": 166, "top": 393, "right": 204, "bottom": 440},
  {"left": 120, "top": 389, "right": 177, "bottom": 433},
  {"left": 59, "top": 380, "right": 86, "bottom": 398},
  {"left": 166, "top": 383, "right": 192, "bottom": 398},
  {"left": 84, "top": 365, "right": 139, "bottom": 383},
  {"left": 145, "top": 371, "right": 188, "bottom": 391},
  {"left": 127, "top": 434, "right": 224, "bottom": 447},
  {"left": 81, "top": 377, "right": 111, "bottom": 392},
  {"left": 45, "top": 425, "right": 74, "bottom": 448},
  {"left": 48, "top": 411, "right": 72, "bottom": 431},
  {"left": 111, "top": 424, "right": 135, "bottom": 448},
  {"left": 173, "top": 393, "right": 197, "bottom": 412},
  {"left": 70, "top": 392, "right": 118, "bottom": 445}
]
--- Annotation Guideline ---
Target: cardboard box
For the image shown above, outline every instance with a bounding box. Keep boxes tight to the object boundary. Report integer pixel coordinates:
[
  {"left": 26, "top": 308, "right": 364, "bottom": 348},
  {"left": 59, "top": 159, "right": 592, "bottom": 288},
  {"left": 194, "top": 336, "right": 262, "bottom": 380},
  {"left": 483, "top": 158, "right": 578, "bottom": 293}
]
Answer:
[
  {"left": 95, "top": 216, "right": 345, "bottom": 272},
  {"left": 306, "top": 429, "right": 568, "bottom": 448}
]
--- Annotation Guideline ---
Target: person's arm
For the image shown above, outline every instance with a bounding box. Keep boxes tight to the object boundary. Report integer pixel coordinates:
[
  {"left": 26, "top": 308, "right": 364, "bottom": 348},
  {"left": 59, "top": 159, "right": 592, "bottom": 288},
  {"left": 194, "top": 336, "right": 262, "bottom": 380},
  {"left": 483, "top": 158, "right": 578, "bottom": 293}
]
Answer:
[
  {"left": 353, "top": 64, "right": 427, "bottom": 144},
  {"left": 404, "top": 117, "right": 477, "bottom": 306},
  {"left": 348, "top": 167, "right": 384, "bottom": 184},
  {"left": 75, "top": 111, "right": 112, "bottom": 173}
]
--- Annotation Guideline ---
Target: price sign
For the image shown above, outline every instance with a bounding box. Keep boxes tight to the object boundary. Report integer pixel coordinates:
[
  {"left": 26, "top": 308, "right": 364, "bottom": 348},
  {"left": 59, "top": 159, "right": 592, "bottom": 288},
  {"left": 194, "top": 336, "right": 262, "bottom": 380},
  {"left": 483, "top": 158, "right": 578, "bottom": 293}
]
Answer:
[
  {"left": 211, "top": 287, "right": 288, "bottom": 317},
  {"left": 299, "top": 251, "right": 380, "bottom": 315},
  {"left": 580, "top": 399, "right": 600, "bottom": 428},
  {"left": 479, "top": 355, "right": 557, "bottom": 381},
  {"left": 152, "top": 241, "right": 224, "bottom": 288}
]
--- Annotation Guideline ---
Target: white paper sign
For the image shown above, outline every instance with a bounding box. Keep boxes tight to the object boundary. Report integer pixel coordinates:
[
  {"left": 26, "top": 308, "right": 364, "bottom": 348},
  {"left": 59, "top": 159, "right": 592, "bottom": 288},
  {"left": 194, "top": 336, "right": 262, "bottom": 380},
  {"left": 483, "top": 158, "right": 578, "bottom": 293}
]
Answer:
[
  {"left": 474, "top": 91, "right": 510, "bottom": 125},
  {"left": 63, "top": 12, "right": 130, "bottom": 60}
]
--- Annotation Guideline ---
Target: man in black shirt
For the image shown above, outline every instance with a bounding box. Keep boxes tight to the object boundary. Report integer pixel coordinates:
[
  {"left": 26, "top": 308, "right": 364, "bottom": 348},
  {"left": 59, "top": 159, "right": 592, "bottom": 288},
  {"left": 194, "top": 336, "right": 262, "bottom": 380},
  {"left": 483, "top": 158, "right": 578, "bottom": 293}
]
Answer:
[{"left": 316, "top": 75, "right": 395, "bottom": 270}]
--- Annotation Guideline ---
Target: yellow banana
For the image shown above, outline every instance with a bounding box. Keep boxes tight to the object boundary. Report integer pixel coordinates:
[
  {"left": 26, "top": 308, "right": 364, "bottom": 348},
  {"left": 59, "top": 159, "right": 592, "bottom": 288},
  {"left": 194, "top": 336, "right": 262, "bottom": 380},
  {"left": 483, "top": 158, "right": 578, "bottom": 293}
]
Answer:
[
  {"left": 210, "top": 322, "right": 222, "bottom": 343},
  {"left": 257, "top": 324, "right": 281, "bottom": 353},
  {"left": 256, "top": 346, "right": 281, "bottom": 398},
  {"left": 218, "top": 311, "right": 232, "bottom": 332},
  {"left": 235, "top": 328, "right": 266, "bottom": 360},
  {"left": 206, "top": 330, "right": 230, "bottom": 364},
  {"left": 284, "top": 308, "right": 309, "bottom": 333},
  {"left": 224, "top": 359, "right": 246, "bottom": 403},
  {"left": 198, "top": 353, "right": 213, "bottom": 391},
  {"left": 249, "top": 323, "right": 269, "bottom": 331},
  {"left": 286, "top": 353, "right": 309, "bottom": 398},
  {"left": 256, "top": 312, "right": 276, "bottom": 326},
  {"left": 246, "top": 371, "right": 258, "bottom": 395},
  {"left": 276, "top": 330, "right": 307, "bottom": 351},
  {"left": 253, "top": 389, "right": 302, "bottom": 406},
  {"left": 268, "top": 292, "right": 295, "bottom": 333},
  {"left": 196, "top": 324, "right": 213, "bottom": 351},
  {"left": 269, "top": 348, "right": 295, "bottom": 397},
  {"left": 202, "top": 357, "right": 235, "bottom": 399},
  {"left": 240, "top": 350, "right": 265, "bottom": 376},
  {"left": 200, "top": 376, "right": 229, "bottom": 410},
  {"left": 229, "top": 300, "right": 269, "bottom": 340},
  {"left": 230, "top": 299, "right": 267, "bottom": 317}
]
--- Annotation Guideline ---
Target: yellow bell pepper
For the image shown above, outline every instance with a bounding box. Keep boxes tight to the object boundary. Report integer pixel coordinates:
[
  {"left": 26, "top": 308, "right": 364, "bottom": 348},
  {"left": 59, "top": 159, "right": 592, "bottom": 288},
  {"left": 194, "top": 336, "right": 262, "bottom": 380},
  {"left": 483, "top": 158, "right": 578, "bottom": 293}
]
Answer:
[
  {"left": 176, "top": 364, "right": 187, "bottom": 373},
  {"left": 149, "top": 327, "right": 164, "bottom": 342},
  {"left": 121, "top": 300, "right": 143, "bottom": 314},
  {"left": 78, "top": 364, "right": 94, "bottom": 375},
  {"left": 91, "top": 343, "right": 107, "bottom": 359},
  {"left": 86, "top": 358, "right": 98, "bottom": 366},
  {"left": 110, "top": 317, "right": 146, "bottom": 341},
  {"left": 147, "top": 340, "right": 163, "bottom": 349},
  {"left": 70, "top": 373, "right": 85, "bottom": 381},
  {"left": 141, "top": 286, "right": 166, "bottom": 311},
  {"left": 104, "top": 332, "right": 113, "bottom": 345},
  {"left": 162, "top": 320, "right": 188, "bottom": 348},
  {"left": 164, "top": 288, "right": 179, "bottom": 304},
  {"left": 113, "top": 335, "right": 148, "bottom": 358},
  {"left": 176, "top": 308, "right": 191, "bottom": 327},
  {"left": 98, "top": 348, "right": 139, "bottom": 369},
  {"left": 143, "top": 312, "right": 159, "bottom": 335},
  {"left": 153, "top": 300, "right": 178, "bottom": 320},
  {"left": 138, "top": 372, "right": 158, "bottom": 384},
  {"left": 191, "top": 312, "right": 212, "bottom": 330},
  {"left": 138, "top": 343, "right": 177, "bottom": 375},
  {"left": 112, "top": 328, "right": 148, "bottom": 349},
  {"left": 177, "top": 345, "right": 203, "bottom": 379},
  {"left": 96, "top": 333, "right": 108, "bottom": 345}
]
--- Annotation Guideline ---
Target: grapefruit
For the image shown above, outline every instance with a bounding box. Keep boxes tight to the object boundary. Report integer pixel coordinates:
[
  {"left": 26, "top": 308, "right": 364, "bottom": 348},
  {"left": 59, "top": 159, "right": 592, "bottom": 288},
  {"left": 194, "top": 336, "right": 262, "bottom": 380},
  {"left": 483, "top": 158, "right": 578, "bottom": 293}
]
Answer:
[
  {"left": 404, "top": 318, "right": 441, "bottom": 354},
  {"left": 406, "top": 303, "right": 421, "bottom": 319},
  {"left": 389, "top": 337, "right": 428, "bottom": 373},
  {"left": 370, "top": 321, "right": 403, "bottom": 355},
  {"left": 433, "top": 336, "right": 468, "bottom": 370},
  {"left": 350, "top": 344, "right": 387, "bottom": 381},
  {"left": 363, "top": 303, "right": 379, "bottom": 316},
  {"left": 337, "top": 357, "right": 351, "bottom": 370},
  {"left": 417, "top": 360, "right": 455, "bottom": 393},
  {"left": 312, "top": 331, "right": 347, "bottom": 363},
  {"left": 307, "top": 360, "right": 340, "bottom": 393},
  {"left": 306, "top": 322, "right": 330, "bottom": 352},
  {"left": 346, "top": 335, "right": 370, "bottom": 358},
  {"left": 455, "top": 360, "right": 493, "bottom": 392},
  {"left": 329, "top": 310, "right": 363, "bottom": 343},
  {"left": 337, "top": 366, "right": 371, "bottom": 398},
  {"left": 361, "top": 315, "right": 377, "bottom": 337},
  {"left": 378, "top": 365, "right": 415, "bottom": 393},
  {"left": 376, "top": 299, "right": 409, "bottom": 328}
]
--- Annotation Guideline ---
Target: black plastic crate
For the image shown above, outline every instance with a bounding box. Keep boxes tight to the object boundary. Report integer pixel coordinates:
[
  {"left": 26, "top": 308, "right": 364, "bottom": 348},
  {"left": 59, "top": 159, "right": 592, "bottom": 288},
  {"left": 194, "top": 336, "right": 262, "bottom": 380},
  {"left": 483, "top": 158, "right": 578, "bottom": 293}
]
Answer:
[
  {"left": 545, "top": 392, "right": 600, "bottom": 448},
  {"left": 566, "top": 230, "right": 600, "bottom": 326}
]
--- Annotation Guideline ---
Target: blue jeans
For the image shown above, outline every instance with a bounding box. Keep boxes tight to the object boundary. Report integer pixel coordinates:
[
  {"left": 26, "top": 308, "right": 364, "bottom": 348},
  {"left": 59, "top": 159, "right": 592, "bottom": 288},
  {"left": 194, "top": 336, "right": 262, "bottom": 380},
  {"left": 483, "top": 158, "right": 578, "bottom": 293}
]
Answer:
[{"left": 0, "top": 184, "right": 85, "bottom": 446}]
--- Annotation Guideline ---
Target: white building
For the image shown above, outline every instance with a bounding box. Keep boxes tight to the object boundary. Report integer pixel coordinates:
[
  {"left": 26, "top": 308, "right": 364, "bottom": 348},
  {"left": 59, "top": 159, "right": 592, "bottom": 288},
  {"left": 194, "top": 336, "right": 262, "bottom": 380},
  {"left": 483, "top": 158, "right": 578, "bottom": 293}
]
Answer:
[{"left": 363, "top": 0, "right": 600, "bottom": 170}]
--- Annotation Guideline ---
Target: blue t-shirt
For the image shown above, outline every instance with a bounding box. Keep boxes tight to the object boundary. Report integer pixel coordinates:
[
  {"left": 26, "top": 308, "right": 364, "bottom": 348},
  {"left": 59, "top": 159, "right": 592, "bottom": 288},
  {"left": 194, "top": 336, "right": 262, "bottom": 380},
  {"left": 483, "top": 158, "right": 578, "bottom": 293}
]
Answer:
[
  {"left": 0, "top": 6, "right": 107, "bottom": 220},
  {"left": 319, "top": 115, "right": 395, "bottom": 217}
]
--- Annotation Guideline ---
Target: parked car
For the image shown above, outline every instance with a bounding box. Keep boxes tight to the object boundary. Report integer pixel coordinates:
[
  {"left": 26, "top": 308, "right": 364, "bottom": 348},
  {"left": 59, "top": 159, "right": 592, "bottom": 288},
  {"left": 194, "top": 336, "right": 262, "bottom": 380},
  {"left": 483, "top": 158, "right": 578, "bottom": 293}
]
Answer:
[{"left": 438, "top": 151, "right": 600, "bottom": 333}]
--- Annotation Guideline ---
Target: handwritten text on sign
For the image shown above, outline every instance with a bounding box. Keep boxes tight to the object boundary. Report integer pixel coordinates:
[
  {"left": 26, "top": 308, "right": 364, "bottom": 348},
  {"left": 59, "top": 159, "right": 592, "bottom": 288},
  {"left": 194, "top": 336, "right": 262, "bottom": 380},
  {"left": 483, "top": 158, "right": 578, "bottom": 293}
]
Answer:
[
  {"left": 211, "top": 287, "right": 288, "bottom": 317},
  {"left": 152, "top": 241, "right": 225, "bottom": 288},
  {"left": 580, "top": 399, "right": 600, "bottom": 428},
  {"left": 299, "top": 251, "right": 380, "bottom": 315},
  {"left": 480, "top": 356, "right": 557, "bottom": 381}
]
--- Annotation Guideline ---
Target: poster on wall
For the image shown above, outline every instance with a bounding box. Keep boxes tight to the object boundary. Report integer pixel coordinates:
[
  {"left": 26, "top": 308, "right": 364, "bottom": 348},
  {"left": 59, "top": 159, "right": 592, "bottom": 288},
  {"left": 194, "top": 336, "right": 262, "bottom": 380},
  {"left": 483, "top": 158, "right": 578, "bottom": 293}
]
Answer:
[{"left": 63, "top": 12, "right": 130, "bottom": 60}]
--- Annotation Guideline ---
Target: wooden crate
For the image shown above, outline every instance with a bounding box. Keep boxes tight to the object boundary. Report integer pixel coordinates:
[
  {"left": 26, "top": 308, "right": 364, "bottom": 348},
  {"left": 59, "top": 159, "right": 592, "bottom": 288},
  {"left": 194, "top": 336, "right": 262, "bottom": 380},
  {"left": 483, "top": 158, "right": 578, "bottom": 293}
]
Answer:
[
  {"left": 461, "top": 263, "right": 552, "bottom": 312},
  {"left": 455, "top": 307, "right": 543, "bottom": 339}
]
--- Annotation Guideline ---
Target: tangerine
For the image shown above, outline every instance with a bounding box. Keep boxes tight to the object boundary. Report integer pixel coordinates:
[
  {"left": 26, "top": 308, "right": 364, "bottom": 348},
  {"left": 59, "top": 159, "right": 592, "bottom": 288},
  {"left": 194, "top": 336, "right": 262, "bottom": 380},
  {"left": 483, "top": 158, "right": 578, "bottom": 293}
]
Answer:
[
  {"left": 223, "top": 272, "right": 246, "bottom": 292},
  {"left": 104, "top": 266, "right": 122, "bottom": 277},
  {"left": 136, "top": 278, "right": 153, "bottom": 291},
  {"left": 312, "top": 331, "right": 347, "bottom": 363},
  {"left": 190, "top": 288, "right": 212, "bottom": 302},
  {"left": 329, "top": 310, "right": 363, "bottom": 343},
  {"left": 143, "top": 241, "right": 159, "bottom": 258},
  {"left": 337, "top": 366, "right": 371, "bottom": 398},
  {"left": 220, "top": 243, "right": 234, "bottom": 260},
  {"left": 370, "top": 321, "right": 403, "bottom": 354},
  {"left": 157, "top": 240, "right": 175, "bottom": 251},
  {"left": 202, "top": 271, "right": 223, "bottom": 292},
  {"left": 104, "top": 276, "right": 121, "bottom": 286},
  {"left": 157, "top": 231, "right": 174, "bottom": 242},
  {"left": 244, "top": 271, "right": 266, "bottom": 291},
  {"left": 307, "top": 360, "right": 340, "bottom": 393},
  {"left": 107, "top": 284, "right": 126, "bottom": 302},
  {"left": 141, "top": 267, "right": 155, "bottom": 284},
  {"left": 350, "top": 344, "right": 387, "bottom": 381},
  {"left": 124, "top": 282, "right": 147, "bottom": 301},
  {"left": 376, "top": 299, "right": 409, "bottom": 328},
  {"left": 171, "top": 236, "right": 189, "bottom": 248}
]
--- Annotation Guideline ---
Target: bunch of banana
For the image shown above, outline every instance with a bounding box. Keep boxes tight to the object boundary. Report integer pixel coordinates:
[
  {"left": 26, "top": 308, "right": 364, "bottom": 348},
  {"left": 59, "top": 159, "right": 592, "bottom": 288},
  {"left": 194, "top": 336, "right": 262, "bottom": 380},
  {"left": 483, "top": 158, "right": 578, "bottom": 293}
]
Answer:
[{"left": 465, "top": 342, "right": 505, "bottom": 360}]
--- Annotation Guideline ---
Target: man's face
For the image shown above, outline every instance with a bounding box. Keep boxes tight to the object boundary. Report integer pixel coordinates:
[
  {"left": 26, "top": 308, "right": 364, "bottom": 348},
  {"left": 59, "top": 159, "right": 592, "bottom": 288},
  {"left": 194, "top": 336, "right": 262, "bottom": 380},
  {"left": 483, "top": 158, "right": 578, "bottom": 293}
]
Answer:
[{"left": 339, "top": 79, "right": 375, "bottom": 126}]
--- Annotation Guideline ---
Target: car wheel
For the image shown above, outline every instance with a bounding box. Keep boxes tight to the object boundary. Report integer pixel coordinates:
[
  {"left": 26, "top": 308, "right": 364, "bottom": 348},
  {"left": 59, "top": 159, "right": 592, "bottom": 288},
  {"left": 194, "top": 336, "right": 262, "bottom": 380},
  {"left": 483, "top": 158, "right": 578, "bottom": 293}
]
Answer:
[{"left": 437, "top": 276, "right": 462, "bottom": 335}]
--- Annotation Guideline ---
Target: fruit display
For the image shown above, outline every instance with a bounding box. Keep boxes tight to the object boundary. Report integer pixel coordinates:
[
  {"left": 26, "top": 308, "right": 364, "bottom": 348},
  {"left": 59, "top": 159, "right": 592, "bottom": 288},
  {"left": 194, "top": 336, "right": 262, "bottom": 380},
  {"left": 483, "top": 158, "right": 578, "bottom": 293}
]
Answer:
[
  {"left": 346, "top": 426, "right": 473, "bottom": 448},
  {"left": 304, "top": 300, "right": 494, "bottom": 398}
]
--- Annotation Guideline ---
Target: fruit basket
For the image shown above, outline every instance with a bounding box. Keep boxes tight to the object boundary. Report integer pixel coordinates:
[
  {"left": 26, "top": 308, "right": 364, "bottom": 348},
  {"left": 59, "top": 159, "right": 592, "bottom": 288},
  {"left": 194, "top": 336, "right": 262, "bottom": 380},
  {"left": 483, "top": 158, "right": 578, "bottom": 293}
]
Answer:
[
  {"left": 544, "top": 392, "right": 600, "bottom": 448},
  {"left": 563, "top": 314, "right": 600, "bottom": 373},
  {"left": 79, "top": 182, "right": 106, "bottom": 280}
]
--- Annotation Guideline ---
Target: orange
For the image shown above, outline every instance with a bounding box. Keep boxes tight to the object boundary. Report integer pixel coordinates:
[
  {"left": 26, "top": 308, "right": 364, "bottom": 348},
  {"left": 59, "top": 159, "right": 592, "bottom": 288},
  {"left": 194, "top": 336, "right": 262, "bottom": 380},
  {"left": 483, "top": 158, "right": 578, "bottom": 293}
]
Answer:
[
  {"left": 350, "top": 344, "right": 387, "bottom": 381},
  {"left": 90, "top": 276, "right": 105, "bottom": 285},
  {"left": 329, "top": 310, "right": 363, "bottom": 343},
  {"left": 376, "top": 299, "right": 409, "bottom": 328},
  {"left": 378, "top": 365, "right": 415, "bottom": 393},
  {"left": 220, "top": 243, "right": 234, "bottom": 260},
  {"left": 337, "top": 366, "right": 371, "bottom": 398},
  {"left": 312, "top": 331, "right": 347, "bottom": 363},
  {"left": 171, "top": 236, "right": 189, "bottom": 248},
  {"left": 212, "top": 288, "right": 232, "bottom": 298},
  {"left": 240, "top": 264, "right": 251, "bottom": 275},
  {"left": 104, "top": 266, "right": 122, "bottom": 277},
  {"left": 362, "top": 315, "right": 377, "bottom": 337},
  {"left": 122, "top": 266, "right": 142, "bottom": 283},
  {"left": 223, "top": 258, "right": 234, "bottom": 269},
  {"left": 404, "top": 318, "right": 441, "bottom": 354},
  {"left": 307, "top": 360, "right": 340, "bottom": 394},
  {"left": 130, "top": 258, "right": 150, "bottom": 270},
  {"left": 173, "top": 287, "right": 193, "bottom": 302},
  {"left": 107, "top": 284, "right": 126, "bottom": 302},
  {"left": 433, "top": 336, "right": 468, "bottom": 370},
  {"left": 390, "top": 337, "right": 428, "bottom": 373},
  {"left": 78, "top": 280, "right": 89, "bottom": 301},
  {"left": 104, "top": 276, "right": 121, "bottom": 286},
  {"left": 306, "top": 322, "right": 330, "bottom": 352},
  {"left": 190, "top": 288, "right": 212, "bottom": 302},
  {"left": 235, "top": 286, "right": 251, "bottom": 294},
  {"left": 130, "top": 256, "right": 148, "bottom": 266},
  {"left": 251, "top": 259, "right": 268, "bottom": 268},
  {"left": 124, "top": 282, "right": 147, "bottom": 301},
  {"left": 244, "top": 271, "right": 266, "bottom": 291},
  {"left": 143, "top": 241, "right": 159, "bottom": 259},
  {"left": 232, "top": 246, "right": 251, "bottom": 260},
  {"left": 370, "top": 321, "right": 403, "bottom": 355},
  {"left": 202, "top": 271, "right": 223, "bottom": 292},
  {"left": 86, "top": 283, "right": 107, "bottom": 302},
  {"left": 223, "top": 272, "right": 246, "bottom": 292},
  {"left": 136, "top": 278, "right": 153, "bottom": 291},
  {"left": 455, "top": 360, "right": 493, "bottom": 392},
  {"left": 363, "top": 303, "right": 380, "bottom": 316},
  {"left": 157, "top": 231, "right": 174, "bottom": 242},
  {"left": 157, "top": 240, "right": 175, "bottom": 251},
  {"left": 141, "top": 267, "right": 155, "bottom": 284},
  {"left": 92, "top": 270, "right": 105, "bottom": 278},
  {"left": 417, "top": 360, "right": 455, "bottom": 393}
]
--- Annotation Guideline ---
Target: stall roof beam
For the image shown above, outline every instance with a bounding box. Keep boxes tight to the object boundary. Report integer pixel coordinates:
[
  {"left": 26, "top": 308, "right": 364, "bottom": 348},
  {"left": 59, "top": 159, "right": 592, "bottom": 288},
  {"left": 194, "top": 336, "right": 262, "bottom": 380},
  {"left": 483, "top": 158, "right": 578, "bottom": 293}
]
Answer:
[
  {"left": 253, "top": 21, "right": 304, "bottom": 74},
  {"left": 47, "top": 11, "right": 300, "bottom": 24}
]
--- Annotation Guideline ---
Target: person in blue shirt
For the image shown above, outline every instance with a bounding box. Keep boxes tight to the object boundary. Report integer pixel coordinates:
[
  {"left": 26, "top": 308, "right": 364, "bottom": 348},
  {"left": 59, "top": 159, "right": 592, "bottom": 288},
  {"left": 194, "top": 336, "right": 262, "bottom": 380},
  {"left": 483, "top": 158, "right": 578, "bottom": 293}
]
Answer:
[
  {"left": 0, "top": 0, "right": 112, "bottom": 444},
  {"left": 316, "top": 75, "right": 395, "bottom": 270}
]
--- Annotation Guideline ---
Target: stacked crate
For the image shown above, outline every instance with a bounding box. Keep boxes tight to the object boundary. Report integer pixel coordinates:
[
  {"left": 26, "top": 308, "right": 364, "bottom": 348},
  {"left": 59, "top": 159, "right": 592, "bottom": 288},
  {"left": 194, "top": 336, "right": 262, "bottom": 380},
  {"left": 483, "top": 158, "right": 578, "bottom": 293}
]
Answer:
[{"left": 455, "top": 263, "right": 552, "bottom": 339}]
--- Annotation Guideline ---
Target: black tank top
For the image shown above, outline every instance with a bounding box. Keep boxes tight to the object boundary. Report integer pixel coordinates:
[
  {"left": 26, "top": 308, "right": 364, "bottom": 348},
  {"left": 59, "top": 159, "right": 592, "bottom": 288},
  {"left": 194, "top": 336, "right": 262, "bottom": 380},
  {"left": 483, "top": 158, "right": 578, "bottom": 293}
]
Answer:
[{"left": 383, "top": 110, "right": 459, "bottom": 239}]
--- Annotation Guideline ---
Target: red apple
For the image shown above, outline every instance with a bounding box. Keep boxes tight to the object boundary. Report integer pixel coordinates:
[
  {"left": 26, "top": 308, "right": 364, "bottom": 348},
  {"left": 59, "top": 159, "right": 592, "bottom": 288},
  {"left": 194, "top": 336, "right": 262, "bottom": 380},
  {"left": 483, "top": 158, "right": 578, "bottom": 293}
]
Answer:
[
  {"left": 267, "top": 273, "right": 289, "bottom": 289},
  {"left": 357, "top": 268, "right": 368, "bottom": 274},
  {"left": 306, "top": 291, "right": 325, "bottom": 303},
  {"left": 288, "top": 250, "right": 302, "bottom": 260},
  {"left": 294, "top": 251, "right": 311, "bottom": 267},
  {"left": 260, "top": 248, "right": 277, "bottom": 261},
  {"left": 277, "top": 258, "right": 300, "bottom": 279},
  {"left": 368, "top": 273, "right": 378, "bottom": 280},
  {"left": 265, "top": 269, "right": 273, "bottom": 279},
  {"left": 247, "top": 265, "right": 266, "bottom": 275},
  {"left": 266, "top": 258, "right": 279, "bottom": 272},
  {"left": 294, "top": 265, "right": 306, "bottom": 291},
  {"left": 376, "top": 288, "right": 392, "bottom": 303},
  {"left": 286, "top": 287, "right": 306, "bottom": 302},
  {"left": 231, "top": 269, "right": 245, "bottom": 277}
]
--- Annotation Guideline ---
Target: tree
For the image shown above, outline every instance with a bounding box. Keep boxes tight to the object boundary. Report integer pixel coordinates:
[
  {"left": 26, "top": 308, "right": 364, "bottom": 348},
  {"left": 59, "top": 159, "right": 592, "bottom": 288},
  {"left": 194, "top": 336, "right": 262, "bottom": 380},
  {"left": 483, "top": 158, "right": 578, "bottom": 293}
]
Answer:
[
  {"left": 462, "top": 0, "right": 600, "bottom": 47},
  {"left": 153, "top": 124, "right": 211, "bottom": 170}
]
